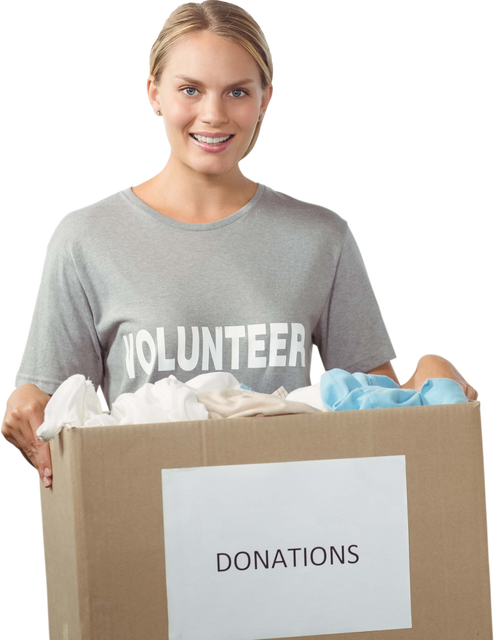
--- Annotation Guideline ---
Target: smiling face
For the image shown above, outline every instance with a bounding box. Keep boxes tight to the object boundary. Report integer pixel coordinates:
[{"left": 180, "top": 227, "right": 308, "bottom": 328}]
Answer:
[{"left": 148, "top": 30, "right": 272, "bottom": 176}]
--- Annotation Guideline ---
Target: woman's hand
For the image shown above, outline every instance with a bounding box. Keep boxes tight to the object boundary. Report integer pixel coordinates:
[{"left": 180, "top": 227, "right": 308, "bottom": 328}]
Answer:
[
  {"left": 1, "top": 383, "right": 53, "bottom": 487},
  {"left": 402, "top": 354, "right": 478, "bottom": 401}
]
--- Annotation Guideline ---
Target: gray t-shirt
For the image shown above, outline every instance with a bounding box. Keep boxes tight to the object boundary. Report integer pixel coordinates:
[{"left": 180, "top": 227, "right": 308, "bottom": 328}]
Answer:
[{"left": 15, "top": 182, "right": 396, "bottom": 407}]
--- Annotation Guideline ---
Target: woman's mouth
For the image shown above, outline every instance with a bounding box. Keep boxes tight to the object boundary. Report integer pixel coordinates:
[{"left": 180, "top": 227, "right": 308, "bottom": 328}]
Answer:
[{"left": 189, "top": 133, "right": 235, "bottom": 153}]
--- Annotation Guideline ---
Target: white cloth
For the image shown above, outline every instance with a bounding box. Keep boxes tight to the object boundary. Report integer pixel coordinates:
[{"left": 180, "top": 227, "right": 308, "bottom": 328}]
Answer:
[
  {"left": 37, "top": 371, "right": 244, "bottom": 441},
  {"left": 37, "top": 374, "right": 104, "bottom": 442},
  {"left": 285, "top": 382, "right": 328, "bottom": 411}
]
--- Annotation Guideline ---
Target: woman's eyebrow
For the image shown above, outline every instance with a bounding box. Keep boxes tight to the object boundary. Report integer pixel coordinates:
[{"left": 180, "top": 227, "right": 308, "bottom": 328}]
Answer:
[{"left": 174, "top": 75, "right": 255, "bottom": 87}]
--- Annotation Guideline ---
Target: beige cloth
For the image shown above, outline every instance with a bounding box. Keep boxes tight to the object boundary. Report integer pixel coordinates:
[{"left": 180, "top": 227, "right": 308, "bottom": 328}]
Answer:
[{"left": 195, "top": 388, "right": 321, "bottom": 420}]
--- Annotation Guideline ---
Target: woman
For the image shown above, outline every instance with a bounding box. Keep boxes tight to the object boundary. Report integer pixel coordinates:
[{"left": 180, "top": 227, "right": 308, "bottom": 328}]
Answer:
[{"left": 1, "top": 0, "right": 477, "bottom": 489}]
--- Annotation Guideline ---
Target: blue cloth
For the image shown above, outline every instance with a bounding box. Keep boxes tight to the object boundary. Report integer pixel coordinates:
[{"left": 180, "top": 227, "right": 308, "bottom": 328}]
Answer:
[
  {"left": 320, "top": 368, "right": 468, "bottom": 411},
  {"left": 239, "top": 383, "right": 253, "bottom": 391}
]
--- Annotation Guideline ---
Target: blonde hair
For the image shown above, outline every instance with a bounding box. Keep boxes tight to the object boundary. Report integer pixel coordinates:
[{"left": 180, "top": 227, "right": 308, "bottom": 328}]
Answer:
[{"left": 149, "top": 0, "right": 273, "bottom": 160}]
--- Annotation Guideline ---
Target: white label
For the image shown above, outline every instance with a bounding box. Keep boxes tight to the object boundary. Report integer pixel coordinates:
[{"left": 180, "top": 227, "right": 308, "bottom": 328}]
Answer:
[{"left": 161, "top": 455, "right": 411, "bottom": 639}]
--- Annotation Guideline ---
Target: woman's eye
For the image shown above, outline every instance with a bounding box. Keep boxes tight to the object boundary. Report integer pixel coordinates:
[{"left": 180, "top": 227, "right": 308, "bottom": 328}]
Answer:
[{"left": 181, "top": 87, "right": 249, "bottom": 98}]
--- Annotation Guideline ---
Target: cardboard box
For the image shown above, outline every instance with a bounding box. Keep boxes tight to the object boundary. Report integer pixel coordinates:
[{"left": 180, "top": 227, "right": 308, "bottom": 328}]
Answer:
[{"left": 40, "top": 400, "right": 492, "bottom": 640}]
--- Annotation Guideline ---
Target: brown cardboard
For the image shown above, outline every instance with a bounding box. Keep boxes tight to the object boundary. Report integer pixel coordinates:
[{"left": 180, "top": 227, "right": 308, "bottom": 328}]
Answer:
[{"left": 40, "top": 400, "right": 492, "bottom": 640}]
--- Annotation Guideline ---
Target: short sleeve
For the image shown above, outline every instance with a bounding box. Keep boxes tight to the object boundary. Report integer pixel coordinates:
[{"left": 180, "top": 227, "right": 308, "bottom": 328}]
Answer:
[
  {"left": 15, "top": 226, "right": 104, "bottom": 395},
  {"left": 312, "top": 222, "right": 397, "bottom": 373}
]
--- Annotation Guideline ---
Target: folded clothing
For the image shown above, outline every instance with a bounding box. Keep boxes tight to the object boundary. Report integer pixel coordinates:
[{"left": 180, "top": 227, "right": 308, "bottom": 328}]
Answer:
[
  {"left": 36, "top": 374, "right": 310, "bottom": 443},
  {"left": 37, "top": 366, "right": 468, "bottom": 443},
  {"left": 196, "top": 388, "right": 321, "bottom": 419},
  {"left": 320, "top": 368, "right": 469, "bottom": 411}
]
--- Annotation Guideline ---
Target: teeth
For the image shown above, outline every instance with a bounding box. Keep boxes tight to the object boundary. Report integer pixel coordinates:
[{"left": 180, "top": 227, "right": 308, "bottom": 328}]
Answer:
[{"left": 192, "top": 134, "right": 231, "bottom": 144}]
